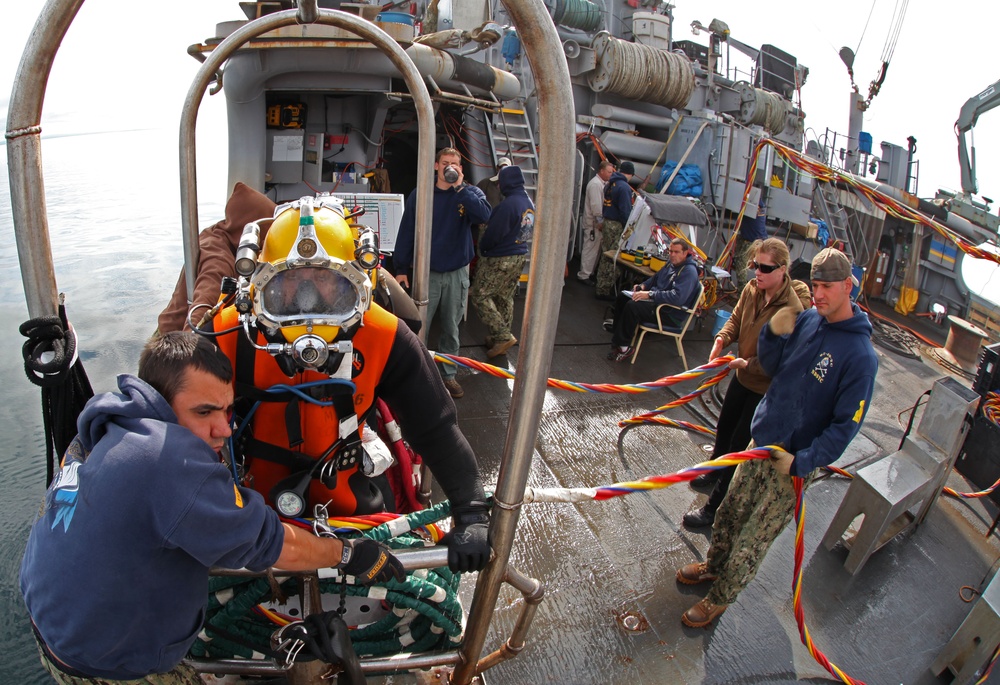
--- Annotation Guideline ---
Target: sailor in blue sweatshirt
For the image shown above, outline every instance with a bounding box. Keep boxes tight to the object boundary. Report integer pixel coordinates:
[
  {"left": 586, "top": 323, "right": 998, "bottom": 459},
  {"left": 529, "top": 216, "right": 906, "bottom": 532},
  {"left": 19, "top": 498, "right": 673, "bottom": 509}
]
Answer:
[
  {"left": 678, "top": 248, "right": 878, "bottom": 629},
  {"left": 595, "top": 161, "right": 636, "bottom": 297},
  {"left": 393, "top": 148, "right": 492, "bottom": 398},
  {"left": 471, "top": 165, "right": 534, "bottom": 358},
  {"left": 20, "top": 333, "right": 402, "bottom": 681},
  {"left": 608, "top": 238, "right": 700, "bottom": 360}
]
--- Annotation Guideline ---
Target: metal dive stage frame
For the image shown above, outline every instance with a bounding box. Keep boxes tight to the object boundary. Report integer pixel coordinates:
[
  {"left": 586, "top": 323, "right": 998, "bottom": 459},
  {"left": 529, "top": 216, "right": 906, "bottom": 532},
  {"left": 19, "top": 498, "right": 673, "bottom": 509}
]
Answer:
[{"left": 6, "top": 0, "right": 576, "bottom": 682}]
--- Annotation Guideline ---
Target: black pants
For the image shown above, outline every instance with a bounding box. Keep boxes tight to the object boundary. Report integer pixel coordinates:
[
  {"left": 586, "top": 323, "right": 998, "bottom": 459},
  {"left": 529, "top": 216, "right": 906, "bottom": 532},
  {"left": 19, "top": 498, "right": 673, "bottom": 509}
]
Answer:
[
  {"left": 610, "top": 292, "right": 681, "bottom": 348},
  {"left": 704, "top": 376, "right": 764, "bottom": 513}
]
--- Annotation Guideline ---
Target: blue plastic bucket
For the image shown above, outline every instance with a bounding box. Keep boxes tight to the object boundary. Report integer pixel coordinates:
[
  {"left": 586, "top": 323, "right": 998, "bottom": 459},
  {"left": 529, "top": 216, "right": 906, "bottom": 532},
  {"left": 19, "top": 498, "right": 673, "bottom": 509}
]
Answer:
[
  {"left": 376, "top": 12, "right": 415, "bottom": 25},
  {"left": 712, "top": 310, "right": 732, "bottom": 337}
]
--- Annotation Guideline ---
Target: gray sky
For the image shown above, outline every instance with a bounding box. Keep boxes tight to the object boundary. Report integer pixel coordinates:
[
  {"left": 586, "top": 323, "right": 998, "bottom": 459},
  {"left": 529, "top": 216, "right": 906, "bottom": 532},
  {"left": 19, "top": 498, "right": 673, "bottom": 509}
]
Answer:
[{"left": 3, "top": 0, "right": 999, "bottom": 300}]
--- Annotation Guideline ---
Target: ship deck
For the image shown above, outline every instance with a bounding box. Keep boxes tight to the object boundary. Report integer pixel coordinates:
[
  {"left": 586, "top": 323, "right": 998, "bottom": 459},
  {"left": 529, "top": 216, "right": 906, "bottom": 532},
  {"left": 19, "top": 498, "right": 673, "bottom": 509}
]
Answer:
[{"left": 438, "top": 270, "right": 1000, "bottom": 685}]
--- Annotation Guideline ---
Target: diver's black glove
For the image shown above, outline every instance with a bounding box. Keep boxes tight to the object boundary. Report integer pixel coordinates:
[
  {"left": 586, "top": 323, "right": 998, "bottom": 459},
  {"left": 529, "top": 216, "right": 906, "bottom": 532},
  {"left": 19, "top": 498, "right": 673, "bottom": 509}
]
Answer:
[
  {"left": 336, "top": 538, "right": 405, "bottom": 584},
  {"left": 441, "top": 500, "right": 491, "bottom": 572},
  {"left": 295, "top": 612, "right": 365, "bottom": 684}
]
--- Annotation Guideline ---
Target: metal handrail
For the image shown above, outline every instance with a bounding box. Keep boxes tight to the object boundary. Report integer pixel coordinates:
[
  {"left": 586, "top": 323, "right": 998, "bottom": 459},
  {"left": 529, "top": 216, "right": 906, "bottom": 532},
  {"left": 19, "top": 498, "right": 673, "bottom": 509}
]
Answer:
[
  {"left": 5, "top": 0, "right": 85, "bottom": 319},
  {"left": 451, "top": 0, "right": 575, "bottom": 681}
]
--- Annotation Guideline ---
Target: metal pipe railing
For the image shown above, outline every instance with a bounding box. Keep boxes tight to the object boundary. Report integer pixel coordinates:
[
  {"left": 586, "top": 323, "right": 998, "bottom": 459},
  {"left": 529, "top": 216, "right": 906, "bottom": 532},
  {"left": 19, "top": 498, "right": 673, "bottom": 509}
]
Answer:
[
  {"left": 450, "top": 0, "right": 576, "bottom": 681},
  {"left": 475, "top": 564, "right": 545, "bottom": 673},
  {"left": 5, "top": 0, "right": 86, "bottom": 319},
  {"left": 178, "top": 7, "right": 436, "bottom": 338}
]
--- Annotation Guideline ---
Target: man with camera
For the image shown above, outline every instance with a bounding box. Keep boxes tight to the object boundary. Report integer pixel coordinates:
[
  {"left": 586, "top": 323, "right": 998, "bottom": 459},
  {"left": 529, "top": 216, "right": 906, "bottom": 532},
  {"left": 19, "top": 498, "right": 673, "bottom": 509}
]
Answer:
[{"left": 393, "top": 148, "right": 492, "bottom": 399}]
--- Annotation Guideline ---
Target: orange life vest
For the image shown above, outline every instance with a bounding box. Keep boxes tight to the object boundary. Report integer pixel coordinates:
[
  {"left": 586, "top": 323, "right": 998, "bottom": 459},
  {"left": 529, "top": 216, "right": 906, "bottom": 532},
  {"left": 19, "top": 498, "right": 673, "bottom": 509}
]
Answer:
[{"left": 215, "top": 303, "right": 399, "bottom": 515}]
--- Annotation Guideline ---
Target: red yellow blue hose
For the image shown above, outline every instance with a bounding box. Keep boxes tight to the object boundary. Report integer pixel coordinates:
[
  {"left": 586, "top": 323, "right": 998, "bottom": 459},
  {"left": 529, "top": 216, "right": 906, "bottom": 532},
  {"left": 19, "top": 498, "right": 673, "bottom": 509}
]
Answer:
[
  {"left": 792, "top": 478, "right": 866, "bottom": 685},
  {"left": 523, "top": 447, "right": 771, "bottom": 503},
  {"left": 744, "top": 138, "right": 1000, "bottom": 266},
  {"left": 433, "top": 352, "right": 735, "bottom": 395},
  {"left": 619, "top": 364, "right": 730, "bottom": 427}
]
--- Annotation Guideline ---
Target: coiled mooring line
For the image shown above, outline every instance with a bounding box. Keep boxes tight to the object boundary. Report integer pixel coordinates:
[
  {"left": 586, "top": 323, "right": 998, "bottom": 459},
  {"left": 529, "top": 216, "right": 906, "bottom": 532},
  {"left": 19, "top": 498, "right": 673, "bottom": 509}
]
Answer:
[{"left": 19, "top": 304, "right": 94, "bottom": 485}]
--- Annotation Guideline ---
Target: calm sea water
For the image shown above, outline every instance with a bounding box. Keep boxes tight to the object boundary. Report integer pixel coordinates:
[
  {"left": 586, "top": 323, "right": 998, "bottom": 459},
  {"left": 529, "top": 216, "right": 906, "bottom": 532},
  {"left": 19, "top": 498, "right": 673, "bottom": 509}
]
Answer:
[{"left": 0, "top": 127, "right": 227, "bottom": 683}]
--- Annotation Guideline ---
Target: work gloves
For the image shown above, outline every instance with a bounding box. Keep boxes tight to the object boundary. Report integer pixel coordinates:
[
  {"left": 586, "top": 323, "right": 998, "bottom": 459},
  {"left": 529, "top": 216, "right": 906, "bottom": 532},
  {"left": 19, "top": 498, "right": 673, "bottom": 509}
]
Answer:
[
  {"left": 441, "top": 500, "right": 492, "bottom": 573},
  {"left": 336, "top": 538, "right": 405, "bottom": 584},
  {"left": 768, "top": 292, "right": 805, "bottom": 336},
  {"left": 292, "top": 611, "right": 365, "bottom": 684},
  {"left": 769, "top": 448, "right": 795, "bottom": 475}
]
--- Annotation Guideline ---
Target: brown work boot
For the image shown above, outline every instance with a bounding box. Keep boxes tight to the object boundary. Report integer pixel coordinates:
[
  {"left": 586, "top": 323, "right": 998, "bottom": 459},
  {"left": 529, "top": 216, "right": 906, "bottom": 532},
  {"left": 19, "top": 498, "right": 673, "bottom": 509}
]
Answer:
[
  {"left": 487, "top": 336, "right": 517, "bottom": 358},
  {"left": 443, "top": 378, "right": 464, "bottom": 399},
  {"left": 676, "top": 561, "right": 717, "bottom": 585},
  {"left": 681, "top": 598, "right": 728, "bottom": 628}
]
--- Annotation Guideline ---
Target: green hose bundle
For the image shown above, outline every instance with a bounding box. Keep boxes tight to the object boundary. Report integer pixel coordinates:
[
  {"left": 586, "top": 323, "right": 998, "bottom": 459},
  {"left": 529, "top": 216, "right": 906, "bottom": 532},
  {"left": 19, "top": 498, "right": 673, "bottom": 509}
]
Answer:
[{"left": 189, "top": 501, "right": 465, "bottom": 662}]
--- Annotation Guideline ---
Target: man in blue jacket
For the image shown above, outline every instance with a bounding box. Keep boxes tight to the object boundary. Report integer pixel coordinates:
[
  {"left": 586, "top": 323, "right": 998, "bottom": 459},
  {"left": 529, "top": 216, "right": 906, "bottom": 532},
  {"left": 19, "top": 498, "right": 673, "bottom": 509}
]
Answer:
[
  {"left": 676, "top": 247, "right": 878, "bottom": 628},
  {"left": 393, "top": 148, "right": 493, "bottom": 399},
  {"left": 607, "top": 238, "right": 699, "bottom": 362},
  {"left": 20, "top": 332, "right": 403, "bottom": 683},
  {"left": 471, "top": 165, "right": 534, "bottom": 358},
  {"left": 594, "top": 160, "right": 636, "bottom": 299}
]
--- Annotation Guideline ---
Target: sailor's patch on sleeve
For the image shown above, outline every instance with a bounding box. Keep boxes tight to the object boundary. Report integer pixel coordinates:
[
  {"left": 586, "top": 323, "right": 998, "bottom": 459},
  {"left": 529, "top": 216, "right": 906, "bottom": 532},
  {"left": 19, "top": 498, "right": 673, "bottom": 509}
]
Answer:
[
  {"left": 853, "top": 400, "right": 866, "bottom": 423},
  {"left": 233, "top": 483, "right": 244, "bottom": 509}
]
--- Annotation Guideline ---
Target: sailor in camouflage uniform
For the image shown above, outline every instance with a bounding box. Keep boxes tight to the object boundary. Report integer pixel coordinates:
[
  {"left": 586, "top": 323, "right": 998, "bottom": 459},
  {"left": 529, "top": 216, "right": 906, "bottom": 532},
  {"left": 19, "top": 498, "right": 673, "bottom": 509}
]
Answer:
[
  {"left": 594, "top": 161, "right": 635, "bottom": 298},
  {"left": 676, "top": 248, "right": 878, "bottom": 628},
  {"left": 471, "top": 165, "right": 534, "bottom": 358}
]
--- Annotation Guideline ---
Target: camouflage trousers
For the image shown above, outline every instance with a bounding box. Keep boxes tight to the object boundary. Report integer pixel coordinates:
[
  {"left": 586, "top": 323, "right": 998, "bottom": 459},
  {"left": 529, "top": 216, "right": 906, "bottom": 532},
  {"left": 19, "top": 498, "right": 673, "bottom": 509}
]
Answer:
[
  {"left": 36, "top": 642, "right": 202, "bottom": 684},
  {"left": 470, "top": 253, "right": 526, "bottom": 343},
  {"left": 705, "top": 456, "right": 812, "bottom": 606},
  {"left": 732, "top": 237, "right": 756, "bottom": 292},
  {"left": 594, "top": 220, "right": 625, "bottom": 298}
]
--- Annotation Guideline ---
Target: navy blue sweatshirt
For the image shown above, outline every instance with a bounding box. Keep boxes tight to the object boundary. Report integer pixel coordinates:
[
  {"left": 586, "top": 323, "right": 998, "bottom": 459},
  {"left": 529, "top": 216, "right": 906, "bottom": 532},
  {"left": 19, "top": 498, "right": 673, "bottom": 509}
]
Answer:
[
  {"left": 21, "top": 376, "right": 283, "bottom": 679},
  {"left": 478, "top": 166, "right": 534, "bottom": 257},
  {"left": 394, "top": 182, "right": 492, "bottom": 273},
  {"left": 602, "top": 172, "right": 633, "bottom": 224},
  {"left": 752, "top": 304, "right": 878, "bottom": 477},
  {"left": 640, "top": 254, "right": 700, "bottom": 307}
]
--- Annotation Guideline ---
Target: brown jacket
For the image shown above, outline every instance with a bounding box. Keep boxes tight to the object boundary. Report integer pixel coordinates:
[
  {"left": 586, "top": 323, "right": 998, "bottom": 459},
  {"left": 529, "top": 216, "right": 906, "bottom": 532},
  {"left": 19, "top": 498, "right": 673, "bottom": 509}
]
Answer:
[
  {"left": 716, "top": 277, "right": 812, "bottom": 394},
  {"left": 157, "top": 183, "right": 276, "bottom": 333}
]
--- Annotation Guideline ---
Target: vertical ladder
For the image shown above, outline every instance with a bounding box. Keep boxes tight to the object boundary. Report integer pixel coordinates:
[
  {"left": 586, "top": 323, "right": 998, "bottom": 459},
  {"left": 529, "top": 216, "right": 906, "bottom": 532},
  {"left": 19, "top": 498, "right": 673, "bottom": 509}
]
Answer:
[
  {"left": 812, "top": 182, "right": 859, "bottom": 265},
  {"left": 486, "top": 100, "right": 539, "bottom": 203}
]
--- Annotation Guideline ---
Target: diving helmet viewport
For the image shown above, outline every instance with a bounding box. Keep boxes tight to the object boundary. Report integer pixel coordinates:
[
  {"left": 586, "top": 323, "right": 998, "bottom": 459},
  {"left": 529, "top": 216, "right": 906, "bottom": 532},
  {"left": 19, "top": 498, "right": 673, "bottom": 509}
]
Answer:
[{"left": 235, "top": 195, "right": 378, "bottom": 376}]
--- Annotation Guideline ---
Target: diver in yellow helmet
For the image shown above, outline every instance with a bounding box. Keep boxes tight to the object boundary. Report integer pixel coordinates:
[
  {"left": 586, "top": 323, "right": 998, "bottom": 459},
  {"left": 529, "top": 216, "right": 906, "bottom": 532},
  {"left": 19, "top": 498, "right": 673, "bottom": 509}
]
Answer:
[
  {"left": 234, "top": 195, "right": 379, "bottom": 376},
  {"left": 209, "top": 194, "right": 492, "bottom": 570}
]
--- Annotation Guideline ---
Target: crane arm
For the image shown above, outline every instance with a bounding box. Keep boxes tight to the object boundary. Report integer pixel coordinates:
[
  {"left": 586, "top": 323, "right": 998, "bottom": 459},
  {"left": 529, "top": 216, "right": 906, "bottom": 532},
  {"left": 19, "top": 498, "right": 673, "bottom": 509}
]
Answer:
[{"left": 957, "top": 79, "right": 1000, "bottom": 195}]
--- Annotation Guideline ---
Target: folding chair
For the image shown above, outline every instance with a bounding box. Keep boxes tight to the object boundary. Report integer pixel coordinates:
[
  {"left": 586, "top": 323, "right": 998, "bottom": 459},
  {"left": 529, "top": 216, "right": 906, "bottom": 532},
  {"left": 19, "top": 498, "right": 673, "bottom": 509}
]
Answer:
[{"left": 630, "top": 281, "right": 704, "bottom": 370}]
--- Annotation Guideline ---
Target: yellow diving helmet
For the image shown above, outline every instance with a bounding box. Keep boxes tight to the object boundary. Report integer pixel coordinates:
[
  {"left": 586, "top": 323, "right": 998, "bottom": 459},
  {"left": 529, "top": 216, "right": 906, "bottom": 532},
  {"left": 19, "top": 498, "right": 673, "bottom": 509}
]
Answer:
[{"left": 246, "top": 196, "right": 378, "bottom": 373}]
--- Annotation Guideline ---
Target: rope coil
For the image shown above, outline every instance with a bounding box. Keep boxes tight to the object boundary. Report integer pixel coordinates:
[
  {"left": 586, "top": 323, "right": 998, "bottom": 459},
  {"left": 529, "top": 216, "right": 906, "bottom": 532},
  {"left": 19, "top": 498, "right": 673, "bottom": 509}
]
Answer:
[
  {"left": 589, "top": 33, "right": 695, "bottom": 109},
  {"left": 20, "top": 306, "right": 93, "bottom": 485}
]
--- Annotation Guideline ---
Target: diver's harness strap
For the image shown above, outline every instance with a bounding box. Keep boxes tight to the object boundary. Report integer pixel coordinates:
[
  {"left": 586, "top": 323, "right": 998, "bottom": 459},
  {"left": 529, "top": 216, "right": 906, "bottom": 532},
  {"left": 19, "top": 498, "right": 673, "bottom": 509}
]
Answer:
[{"left": 232, "top": 328, "right": 371, "bottom": 475}]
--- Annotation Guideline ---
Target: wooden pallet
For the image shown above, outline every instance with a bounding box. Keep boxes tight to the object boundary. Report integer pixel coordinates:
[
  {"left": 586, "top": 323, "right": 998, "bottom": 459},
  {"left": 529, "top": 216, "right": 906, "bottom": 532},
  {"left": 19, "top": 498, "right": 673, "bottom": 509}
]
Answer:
[{"left": 968, "top": 301, "right": 1000, "bottom": 344}]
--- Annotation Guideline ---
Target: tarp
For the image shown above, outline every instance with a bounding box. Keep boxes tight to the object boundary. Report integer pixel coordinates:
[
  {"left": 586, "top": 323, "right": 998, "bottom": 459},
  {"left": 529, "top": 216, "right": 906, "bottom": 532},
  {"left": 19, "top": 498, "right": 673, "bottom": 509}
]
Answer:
[{"left": 639, "top": 192, "right": 709, "bottom": 226}]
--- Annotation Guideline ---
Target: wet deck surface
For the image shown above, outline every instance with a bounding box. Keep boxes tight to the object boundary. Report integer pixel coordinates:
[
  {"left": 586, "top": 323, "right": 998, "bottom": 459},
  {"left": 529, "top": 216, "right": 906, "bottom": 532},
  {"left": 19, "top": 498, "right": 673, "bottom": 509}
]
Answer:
[{"left": 440, "top": 274, "right": 1000, "bottom": 685}]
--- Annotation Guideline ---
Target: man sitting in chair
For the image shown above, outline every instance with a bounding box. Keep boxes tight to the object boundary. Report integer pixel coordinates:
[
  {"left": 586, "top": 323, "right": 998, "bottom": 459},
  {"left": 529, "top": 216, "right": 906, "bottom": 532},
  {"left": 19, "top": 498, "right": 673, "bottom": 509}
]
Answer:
[{"left": 606, "top": 238, "right": 700, "bottom": 362}]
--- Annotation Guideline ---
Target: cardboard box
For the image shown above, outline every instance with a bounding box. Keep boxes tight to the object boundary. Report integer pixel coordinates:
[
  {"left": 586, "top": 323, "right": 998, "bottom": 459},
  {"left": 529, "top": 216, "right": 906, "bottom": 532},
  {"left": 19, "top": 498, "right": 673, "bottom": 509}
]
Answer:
[{"left": 790, "top": 221, "right": 819, "bottom": 239}]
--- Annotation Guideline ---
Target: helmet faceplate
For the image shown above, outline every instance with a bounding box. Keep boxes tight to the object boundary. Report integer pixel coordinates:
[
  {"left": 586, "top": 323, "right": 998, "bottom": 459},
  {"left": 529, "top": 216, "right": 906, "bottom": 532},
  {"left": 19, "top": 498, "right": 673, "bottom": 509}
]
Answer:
[{"left": 251, "top": 196, "right": 374, "bottom": 345}]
